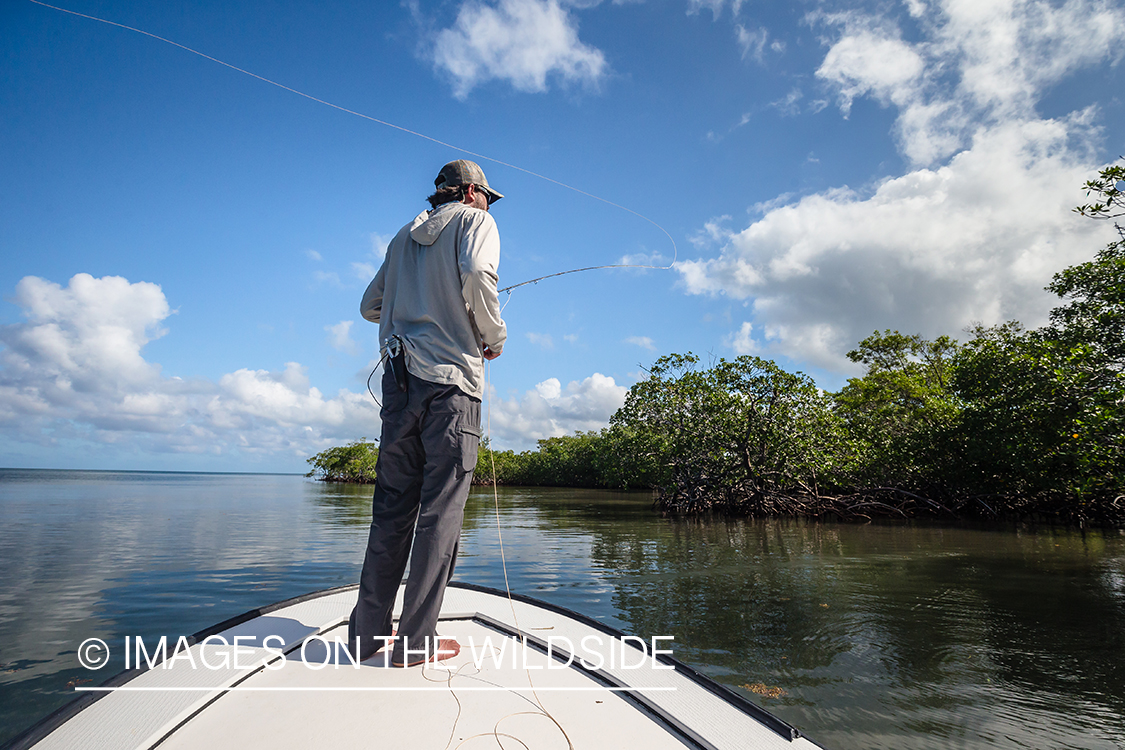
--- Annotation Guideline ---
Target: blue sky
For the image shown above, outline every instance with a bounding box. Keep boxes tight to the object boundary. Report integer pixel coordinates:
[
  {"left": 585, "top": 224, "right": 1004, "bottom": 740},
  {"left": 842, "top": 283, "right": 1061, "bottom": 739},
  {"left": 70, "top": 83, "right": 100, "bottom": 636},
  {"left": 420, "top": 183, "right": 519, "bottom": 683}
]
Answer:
[{"left": 2, "top": 0, "right": 1123, "bottom": 472}]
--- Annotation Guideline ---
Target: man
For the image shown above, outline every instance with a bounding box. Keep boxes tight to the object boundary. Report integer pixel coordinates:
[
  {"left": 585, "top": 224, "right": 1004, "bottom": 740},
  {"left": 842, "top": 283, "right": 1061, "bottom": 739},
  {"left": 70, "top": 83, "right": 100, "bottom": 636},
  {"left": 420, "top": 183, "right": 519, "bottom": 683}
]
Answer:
[{"left": 349, "top": 159, "right": 507, "bottom": 667}]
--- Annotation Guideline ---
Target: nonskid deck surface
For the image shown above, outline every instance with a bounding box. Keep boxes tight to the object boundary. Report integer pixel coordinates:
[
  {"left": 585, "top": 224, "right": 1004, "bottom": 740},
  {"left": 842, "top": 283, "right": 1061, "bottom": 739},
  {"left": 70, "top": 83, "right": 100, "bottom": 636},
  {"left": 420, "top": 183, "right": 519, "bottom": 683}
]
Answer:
[{"left": 22, "top": 584, "right": 820, "bottom": 750}]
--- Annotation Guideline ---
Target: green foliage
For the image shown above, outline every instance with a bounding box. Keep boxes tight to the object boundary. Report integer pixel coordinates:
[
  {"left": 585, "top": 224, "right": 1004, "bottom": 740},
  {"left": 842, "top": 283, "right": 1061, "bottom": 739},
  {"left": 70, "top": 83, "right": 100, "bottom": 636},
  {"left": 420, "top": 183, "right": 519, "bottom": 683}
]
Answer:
[
  {"left": 1046, "top": 227, "right": 1125, "bottom": 370},
  {"left": 833, "top": 330, "right": 961, "bottom": 485},
  {"left": 950, "top": 323, "right": 1063, "bottom": 496},
  {"left": 613, "top": 353, "right": 846, "bottom": 513},
  {"left": 471, "top": 431, "right": 653, "bottom": 489},
  {"left": 517, "top": 432, "right": 612, "bottom": 488},
  {"left": 472, "top": 439, "right": 528, "bottom": 486},
  {"left": 306, "top": 440, "right": 379, "bottom": 483},
  {"left": 951, "top": 260, "right": 1125, "bottom": 510},
  {"left": 1074, "top": 163, "right": 1125, "bottom": 220}
]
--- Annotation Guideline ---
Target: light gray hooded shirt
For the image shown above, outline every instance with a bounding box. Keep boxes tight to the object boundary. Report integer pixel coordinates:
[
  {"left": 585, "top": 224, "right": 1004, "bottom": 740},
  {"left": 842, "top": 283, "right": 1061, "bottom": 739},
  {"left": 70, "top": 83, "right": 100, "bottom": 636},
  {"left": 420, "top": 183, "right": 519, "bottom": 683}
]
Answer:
[{"left": 360, "top": 201, "right": 506, "bottom": 399}]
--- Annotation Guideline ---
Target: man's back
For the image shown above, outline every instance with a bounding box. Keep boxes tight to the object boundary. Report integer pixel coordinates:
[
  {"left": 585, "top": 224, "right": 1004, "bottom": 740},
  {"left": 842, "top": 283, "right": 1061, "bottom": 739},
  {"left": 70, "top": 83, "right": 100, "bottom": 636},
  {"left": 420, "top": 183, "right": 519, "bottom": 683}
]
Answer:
[
  {"left": 360, "top": 201, "right": 505, "bottom": 399},
  {"left": 350, "top": 159, "right": 505, "bottom": 668}
]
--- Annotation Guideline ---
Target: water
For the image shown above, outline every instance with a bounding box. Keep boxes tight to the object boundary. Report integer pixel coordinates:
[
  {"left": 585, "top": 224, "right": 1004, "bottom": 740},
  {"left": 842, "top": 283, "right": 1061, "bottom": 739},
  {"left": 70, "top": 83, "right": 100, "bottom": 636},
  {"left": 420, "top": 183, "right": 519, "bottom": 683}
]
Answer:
[{"left": 1, "top": 469, "right": 1123, "bottom": 748}]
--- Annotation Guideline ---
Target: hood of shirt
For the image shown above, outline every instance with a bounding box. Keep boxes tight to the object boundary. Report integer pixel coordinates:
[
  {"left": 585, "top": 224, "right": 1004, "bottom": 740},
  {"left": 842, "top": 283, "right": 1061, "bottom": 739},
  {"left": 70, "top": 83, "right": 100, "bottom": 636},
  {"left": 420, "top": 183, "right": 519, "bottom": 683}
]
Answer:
[{"left": 409, "top": 202, "right": 474, "bottom": 246}]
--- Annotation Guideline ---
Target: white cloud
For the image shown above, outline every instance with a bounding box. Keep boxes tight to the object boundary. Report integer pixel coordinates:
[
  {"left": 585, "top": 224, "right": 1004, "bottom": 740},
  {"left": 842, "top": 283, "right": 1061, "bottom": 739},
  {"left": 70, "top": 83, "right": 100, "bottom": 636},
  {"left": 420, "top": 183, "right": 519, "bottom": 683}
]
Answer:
[
  {"left": 351, "top": 232, "right": 392, "bottom": 282},
  {"left": 690, "top": 216, "right": 734, "bottom": 248},
  {"left": 618, "top": 250, "right": 670, "bottom": 267},
  {"left": 728, "top": 322, "right": 758, "bottom": 355},
  {"left": 813, "top": 0, "right": 1125, "bottom": 165},
  {"left": 313, "top": 270, "right": 343, "bottom": 286},
  {"left": 770, "top": 87, "right": 803, "bottom": 117},
  {"left": 486, "top": 373, "right": 627, "bottom": 449},
  {"left": 326, "top": 320, "right": 358, "bottom": 355},
  {"left": 535, "top": 377, "right": 562, "bottom": 399},
  {"left": 431, "top": 0, "right": 608, "bottom": 99},
  {"left": 370, "top": 232, "right": 391, "bottom": 261},
  {"left": 625, "top": 335, "right": 657, "bottom": 351},
  {"left": 351, "top": 262, "right": 378, "bottom": 281},
  {"left": 682, "top": 0, "right": 1125, "bottom": 371},
  {"left": 735, "top": 25, "right": 769, "bottom": 61},
  {"left": 526, "top": 331, "right": 555, "bottom": 349},
  {"left": 0, "top": 274, "right": 170, "bottom": 396},
  {"left": 0, "top": 274, "right": 378, "bottom": 460},
  {"left": 680, "top": 117, "right": 1115, "bottom": 370},
  {"left": 904, "top": 0, "right": 927, "bottom": 17},
  {"left": 305, "top": 249, "right": 323, "bottom": 261},
  {"left": 940, "top": 0, "right": 1124, "bottom": 117},
  {"left": 689, "top": 0, "right": 745, "bottom": 19},
  {"left": 816, "top": 30, "right": 924, "bottom": 116}
]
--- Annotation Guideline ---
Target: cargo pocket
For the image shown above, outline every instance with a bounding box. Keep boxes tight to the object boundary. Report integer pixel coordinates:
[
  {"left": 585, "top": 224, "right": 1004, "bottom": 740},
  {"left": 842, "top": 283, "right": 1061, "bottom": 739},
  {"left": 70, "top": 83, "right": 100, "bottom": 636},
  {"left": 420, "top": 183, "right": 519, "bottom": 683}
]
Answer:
[
  {"left": 459, "top": 423, "right": 482, "bottom": 473},
  {"left": 380, "top": 366, "right": 407, "bottom": 415}
]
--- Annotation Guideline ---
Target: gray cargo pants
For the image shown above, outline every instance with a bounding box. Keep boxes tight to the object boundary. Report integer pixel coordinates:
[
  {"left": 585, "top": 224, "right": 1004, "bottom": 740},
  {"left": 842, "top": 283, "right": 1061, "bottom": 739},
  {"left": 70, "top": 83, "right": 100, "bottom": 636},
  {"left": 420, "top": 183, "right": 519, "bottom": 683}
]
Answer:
[{"left": 348, "top": 367, "right": 481, "bottom": 663}]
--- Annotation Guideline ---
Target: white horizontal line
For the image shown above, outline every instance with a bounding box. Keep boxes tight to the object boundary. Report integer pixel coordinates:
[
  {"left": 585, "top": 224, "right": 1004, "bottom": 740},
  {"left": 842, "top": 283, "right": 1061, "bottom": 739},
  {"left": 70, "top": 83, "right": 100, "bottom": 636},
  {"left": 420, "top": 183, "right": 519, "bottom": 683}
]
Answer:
[{"left": 76, "top": 686, "right": 676, "bottom": 693}]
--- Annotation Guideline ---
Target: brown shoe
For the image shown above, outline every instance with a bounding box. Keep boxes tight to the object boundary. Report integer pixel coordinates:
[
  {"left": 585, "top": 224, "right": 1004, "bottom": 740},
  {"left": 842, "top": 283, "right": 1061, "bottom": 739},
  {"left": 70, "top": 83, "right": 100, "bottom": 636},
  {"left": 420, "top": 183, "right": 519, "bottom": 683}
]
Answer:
[{"left": 391, "top": 637, "right": 460, "bottom": 668}]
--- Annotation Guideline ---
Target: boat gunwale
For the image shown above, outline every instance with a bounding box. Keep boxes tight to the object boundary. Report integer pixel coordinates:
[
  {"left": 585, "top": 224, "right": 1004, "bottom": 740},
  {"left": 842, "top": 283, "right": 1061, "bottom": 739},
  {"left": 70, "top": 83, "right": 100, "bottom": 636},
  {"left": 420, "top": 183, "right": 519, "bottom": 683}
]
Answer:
[
  {"left": 3, "top": 581, "right": 812, "bottom": 750},
  {"left": 1, "top": 585, "right": 357, "bottom": 750},
  {"left": 470, "top": 611, "right": 718, "bottom": 750},
  {"left": 452, "top": 581, "right": 803, "bottom": 742}
]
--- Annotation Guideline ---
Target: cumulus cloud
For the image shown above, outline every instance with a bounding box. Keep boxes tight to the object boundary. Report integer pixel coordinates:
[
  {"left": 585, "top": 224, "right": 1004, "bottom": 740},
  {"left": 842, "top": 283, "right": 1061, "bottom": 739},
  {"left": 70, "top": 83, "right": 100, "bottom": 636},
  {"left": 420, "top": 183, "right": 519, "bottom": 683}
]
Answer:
[
  {"left": 486, "top": 373, "right": 628, "bottom": 449},
  {"left": 0, "top": 274, "right": 378, "bottom": 459},
  {"left": 683, "top": 0, "right": 1125, "bottom": 371},
  {"left": 0, "top": 274, "right": 632, "bottom": 459},
  {"left": 813, "top": 0, "right": 1125, "bottom": 164},
  {"left": 625, "top": 335, "right": 656, "bottom": 351},
  {"left": 816, "top": 30, "right": 924, "bottom": 116},
  {"left": 0, "top": 275, "right": 174, "bottom": 432},
  {"left": 685, "top": 116, "right": 1115, "bottom": 370},
  {"left": 526, "top": 331, "right": 555, "bottom": 349},
  {"left": 728, "top": 322, "right": 757, "bottom": 355},
  {"left": 431, "top": 0, "right": 608, "bottom": 98},
  {"left": 326, "top": 320, "right": 358, "bottom": 354}
]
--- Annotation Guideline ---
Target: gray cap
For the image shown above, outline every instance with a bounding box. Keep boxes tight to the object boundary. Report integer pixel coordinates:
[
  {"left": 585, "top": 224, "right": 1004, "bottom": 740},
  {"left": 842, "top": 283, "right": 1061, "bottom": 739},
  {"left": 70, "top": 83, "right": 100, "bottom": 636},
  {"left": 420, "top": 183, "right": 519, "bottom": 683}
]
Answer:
[{"left": 434, "top": 159, "right": 503, "bottom": 204}]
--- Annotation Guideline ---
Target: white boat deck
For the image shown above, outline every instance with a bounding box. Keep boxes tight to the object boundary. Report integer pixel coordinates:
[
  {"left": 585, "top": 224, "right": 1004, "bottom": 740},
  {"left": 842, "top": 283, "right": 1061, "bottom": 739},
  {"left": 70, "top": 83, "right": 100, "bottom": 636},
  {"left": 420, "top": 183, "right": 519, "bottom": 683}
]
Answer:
[{"left": 19, "top": 583, "right": 822, "bottom": 750}]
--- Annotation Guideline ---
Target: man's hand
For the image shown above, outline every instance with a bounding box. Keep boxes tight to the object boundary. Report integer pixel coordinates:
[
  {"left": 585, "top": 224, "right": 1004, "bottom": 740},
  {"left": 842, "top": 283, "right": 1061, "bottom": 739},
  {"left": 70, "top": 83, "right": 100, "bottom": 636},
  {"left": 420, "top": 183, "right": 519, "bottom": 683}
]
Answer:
[{"left": 483, "top": 345, "right": 501, "bottom": 361}]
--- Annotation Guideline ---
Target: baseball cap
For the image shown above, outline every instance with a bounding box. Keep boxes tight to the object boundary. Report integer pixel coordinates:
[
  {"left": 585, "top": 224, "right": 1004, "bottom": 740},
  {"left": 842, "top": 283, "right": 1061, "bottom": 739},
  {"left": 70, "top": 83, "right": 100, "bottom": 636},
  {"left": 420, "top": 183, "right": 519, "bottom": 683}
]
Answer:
[{"left": 434, "top": 159, "right": 504, "bottom": 204}]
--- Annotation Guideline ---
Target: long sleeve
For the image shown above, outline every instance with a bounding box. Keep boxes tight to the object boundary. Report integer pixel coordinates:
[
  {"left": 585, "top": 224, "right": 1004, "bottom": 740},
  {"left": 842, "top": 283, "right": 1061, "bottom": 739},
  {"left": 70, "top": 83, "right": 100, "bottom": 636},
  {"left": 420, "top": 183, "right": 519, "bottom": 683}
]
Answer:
[
  {"left": 459, "top": 213, "right": 507, "bottom": 353},
  {"left": 360, "top": 263, "right": 386, "bottom": 324}
]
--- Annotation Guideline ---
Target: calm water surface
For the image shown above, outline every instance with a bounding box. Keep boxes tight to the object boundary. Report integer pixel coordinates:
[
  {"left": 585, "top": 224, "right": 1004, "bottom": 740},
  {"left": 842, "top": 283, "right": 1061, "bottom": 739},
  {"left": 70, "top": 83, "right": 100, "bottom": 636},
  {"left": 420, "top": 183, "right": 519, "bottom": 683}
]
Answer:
[{"left": 1, "top": 469, "right": 1123, "bottom": 748}]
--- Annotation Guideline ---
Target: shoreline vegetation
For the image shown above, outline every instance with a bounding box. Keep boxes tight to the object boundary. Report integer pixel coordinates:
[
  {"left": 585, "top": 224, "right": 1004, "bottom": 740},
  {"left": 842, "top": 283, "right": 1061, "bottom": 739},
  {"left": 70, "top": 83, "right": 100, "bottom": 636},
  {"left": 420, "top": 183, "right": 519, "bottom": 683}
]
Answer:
[{"left": 307, "top": 166, "right": 1125, "bottom": 527}]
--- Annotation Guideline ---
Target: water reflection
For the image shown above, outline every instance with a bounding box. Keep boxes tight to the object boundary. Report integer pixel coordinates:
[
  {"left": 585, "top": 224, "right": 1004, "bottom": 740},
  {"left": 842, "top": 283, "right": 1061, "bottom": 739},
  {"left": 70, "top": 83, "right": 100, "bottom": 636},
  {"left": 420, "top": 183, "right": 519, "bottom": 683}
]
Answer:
[
  {"left": 1, "top": 474, "right": 1123, "bottom": 750},
  {"left": 456, "top": 489, "right": 1125, "bottom": 749},
  {"left": 303, "top": 480, "right": 375, "bottom": 528}
]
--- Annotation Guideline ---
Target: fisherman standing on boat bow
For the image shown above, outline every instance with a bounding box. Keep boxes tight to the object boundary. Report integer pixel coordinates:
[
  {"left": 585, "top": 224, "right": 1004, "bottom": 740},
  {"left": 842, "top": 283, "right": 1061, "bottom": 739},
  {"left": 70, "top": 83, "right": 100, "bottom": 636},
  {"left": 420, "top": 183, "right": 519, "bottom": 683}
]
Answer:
[{"left": 350, "top": 160, "right": 506, "bottom": 667}]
